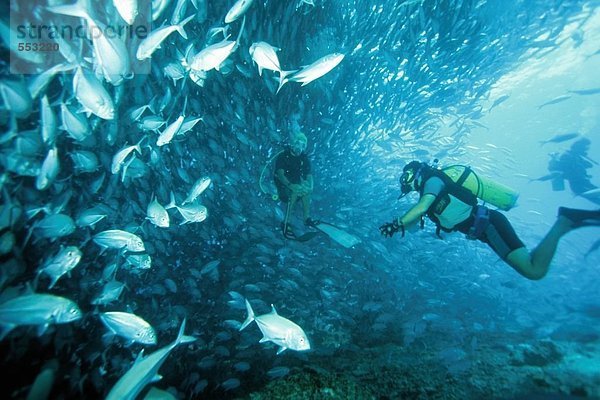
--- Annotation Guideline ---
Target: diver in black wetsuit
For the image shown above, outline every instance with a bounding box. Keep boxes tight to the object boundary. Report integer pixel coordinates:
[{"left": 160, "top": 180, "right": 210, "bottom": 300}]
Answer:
[
  {"left": 274, "top": 131, "right": 318, "bottom": 238},
  {"left": 379, "top": 161, "right": 600, "bottom": 280},
  {"left": 547, "top": 138, "right": 600, "bottom": 205}
]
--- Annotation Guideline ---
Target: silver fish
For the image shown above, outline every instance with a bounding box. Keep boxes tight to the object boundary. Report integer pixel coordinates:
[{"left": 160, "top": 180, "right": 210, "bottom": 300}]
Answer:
[
  {"left": 73, "top": 67, "right": 115, "bottom": 120},
  {"left": 28, "top": 63, "right": 76, "bottom": 100},
  {"left": 91, "top": 280, "right": 125, "bottom": 305},
  {"left": 70, "top": 151, "right": 99, "bottom": 174},
  {"left": 537, "top": 94, "right": 572, "bottom": 110},
  {"left": 224, "top": 0, "right": 254, "bottom": 23},
  {"left": 93, "top": 230, "right": 145, "bottom": 252},
  {"left": 189, "top": 40, "right": 237, "bottom": 72},
  {"left": 125, "top": 253, "right": 152, "bottom": 270},
  {"left": 114, "top": 0, "right": 139, "bottom": 24},
  {"left": 147, "top": 196, "right": 170, "bottom": 228},
  {"left": 48, "top": 0, "right": 131, "bottom": 85},
  {"left": 0, "top": 79, "right": 32, "bottom": 118},
  {"left": 136, "top": 14, "right": 195, "bottom": 60},
  {"left": 0, "top": 293, "right": 82, "bottom": 340},
  {"left": 283, "top": 52, "right": 345, "bottom": 91},
  {"left": 151, "top": 0, "right": 171, "bottom": 21},
  {"left": 60, "top": 103, "right": 90, "bottom": 142},
  {"left": 100, "top": 311, "right": 157, "bottom": 345},
  {"left": 36, "top": 147, "right": 59, "bottom": 191},
  {"left": 30, "top": 214, "right": 75, "bottom": 242},
  {"left": 249, "top": 41, "right": 282, "bottom": 75},
  {"left": 182, "top": 176, "right": 211, "bottom": 205},
  {"left": 111, "top": 142, "right": 143, "bottom": 174},
  {"left": 0, "top": 230, "right": 15, "bottom": 256},
  {"left": 0, "top": 20, "right": 44, "bottom": 65},
  {"left": 166, "top": 193, "right": 208, "bottom": 224},
  {"left": 105, "top": 319, "right": 195, "bottom": 400},
  {"left": 37, "top": 246, "right": 82, "bottom": 289},
  {"left": 157, "top": 115, "right": 184, "bottom": 147},
  {"left": 40, "top": 95, "right": 57, "bottom": 145},
  {"left": 178, "top": 116, "right": 203, "bottom": 136},
  {"left": 138, "top": 116, "right": 166, "bottom": 132},
  {"left": 239, "top": 299, "right": 310, "bottom": 354},
  {"left": 164, "top": 62, "right": 187, "bottom": 86},
  {"left": 75, "top": 205, "right": 108, "bottom": 228}
]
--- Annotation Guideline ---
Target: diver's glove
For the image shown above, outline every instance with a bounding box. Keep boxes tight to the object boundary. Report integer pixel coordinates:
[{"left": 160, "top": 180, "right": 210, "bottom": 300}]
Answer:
[
  {"left": 379, "top": 219, "right": 405, "bottom": 238},
  {"left": 289, "top": 183, "right": 304, "bottom": 196}
]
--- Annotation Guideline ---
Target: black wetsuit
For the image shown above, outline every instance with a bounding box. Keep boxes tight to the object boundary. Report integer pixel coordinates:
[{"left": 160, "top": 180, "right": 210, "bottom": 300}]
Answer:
[
  {"left": 274, "top": 148, "right": 311, "bottom": 203},
  {"left": 548, "top": 139, "right": 599, "bottom": 205}
]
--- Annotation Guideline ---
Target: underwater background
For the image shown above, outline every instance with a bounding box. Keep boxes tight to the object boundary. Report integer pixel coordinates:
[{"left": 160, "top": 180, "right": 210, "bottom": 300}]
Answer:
[{"left": 1, "top": 0, "right": 600, "bottom": 398}]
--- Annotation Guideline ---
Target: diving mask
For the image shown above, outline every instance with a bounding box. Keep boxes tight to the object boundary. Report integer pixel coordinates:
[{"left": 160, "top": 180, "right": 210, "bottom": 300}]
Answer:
[
  {"left": 398, "top": 161, "right": 423, "bottom": 199},
  {"left": 291, "top": 139, "right": 307, "bottom": 155},
  {"left": 399, "top": 169, "right": 416, "bottom": 196}
]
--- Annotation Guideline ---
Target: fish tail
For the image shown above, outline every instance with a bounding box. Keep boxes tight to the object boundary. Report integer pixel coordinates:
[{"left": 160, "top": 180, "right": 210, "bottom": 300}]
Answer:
[
  {"left": 276, "top": 70, "right": 295, "bottom": 94},
  {"left": 175, "top": 318, "right": 197, "bottom": 346},
  {"left": 165, "top": 191, "right": 177, "bottom": 210},
  {"left": 32, "top": 270, "right": 42, "bottom": 291},
  {"left": 23, "top": 224, "right": 35, "bottom": 249},
  {"left": 176, "top": 14, "right": 196, "bottom": 40},
  {"left": 239, "top": 299, "right": 255, "bottom": 331},
  {"left": 134, "top": 136, "right": 147, "bottom": 153}
]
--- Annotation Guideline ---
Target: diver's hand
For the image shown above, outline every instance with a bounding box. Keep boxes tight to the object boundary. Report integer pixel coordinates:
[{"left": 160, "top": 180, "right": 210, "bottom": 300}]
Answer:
[
  {"left": 379, "top": 220, "right": 404, "bottom": 238},
  {"left": 301, "top": 181, "right": 313, "bottom": 194},
  {"left": 289, "top": 184, "right": 303, "bottom": 195}
]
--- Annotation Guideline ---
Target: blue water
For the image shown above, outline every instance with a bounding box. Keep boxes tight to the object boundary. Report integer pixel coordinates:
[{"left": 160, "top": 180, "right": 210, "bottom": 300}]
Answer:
[{"left": 1, "top": 0, "right": 599, "bottom": 398}]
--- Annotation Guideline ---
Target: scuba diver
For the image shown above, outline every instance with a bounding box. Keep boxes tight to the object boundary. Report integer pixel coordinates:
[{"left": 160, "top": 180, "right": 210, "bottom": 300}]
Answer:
[
  {"left": 274, "top": 131, "right": 318, "bottom": 239},
  {"left": 545, "top": 137, "right": 600, "bottom": 205},
  {"left": 379, "top": 160, "right": 600, "bottom": 280}
]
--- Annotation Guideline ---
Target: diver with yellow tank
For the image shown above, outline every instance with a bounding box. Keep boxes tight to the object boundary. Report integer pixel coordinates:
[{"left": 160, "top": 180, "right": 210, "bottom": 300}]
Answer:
[{"left": 379, "top": 160, "right": 600, "bottom": 280}]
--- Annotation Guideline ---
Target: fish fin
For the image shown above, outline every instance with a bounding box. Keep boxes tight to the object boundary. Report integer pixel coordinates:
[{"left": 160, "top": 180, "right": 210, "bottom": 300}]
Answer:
[
  {"left": 258, "top": 66, "right": 263, "bottom": 76},
  {"left": 239, "top": 299, "right": 255, "bottom": 331},
  {"left": 0, "top": 324, "right": 16, "bottom": 341},
  {"left": 151, "top": 374, "right": 163, "bottom": 383},
  {"left": 276, "top": 346, "right": 287, "bottom": 355},
  {"left": 270, "top": 304, "right": 278, "bottom": 315},
  {"left": 48, "top": 276, "right": 59, "bottom": 290},
  {"left": 23, "top": 223, "right": 35, "bottom": 249},
  {"left": 37, "top": 323, "right": 50, "bottom": 336},
  {"left": 259, "top": 336, "right": 269, "bottom": 343},
  {"left": 32, "top": 270, "right": 42, "bottom": 291},
  {"left": 175, "top": 318, "right": 186, "bottom": 343},
  {"left": 133, "top": 349, "right": 145, "bottom": 365}
]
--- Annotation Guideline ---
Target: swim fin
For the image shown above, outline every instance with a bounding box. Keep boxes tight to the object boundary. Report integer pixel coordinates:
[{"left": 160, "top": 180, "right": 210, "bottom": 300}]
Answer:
[
  {"left": 314, "top": 221, "right": 361, "bottom": 248},
  {"left": 281, "top": 223, "right": 319, "bottom": 242},
  {"left": 558, "top": 207, "right": 600, "bottom": 229},
  {"left": 281, "top": 223, "right": 296, "bottom": 239},
  {"left": 294, "top": 232, "right": 320, "bottom": 242}
]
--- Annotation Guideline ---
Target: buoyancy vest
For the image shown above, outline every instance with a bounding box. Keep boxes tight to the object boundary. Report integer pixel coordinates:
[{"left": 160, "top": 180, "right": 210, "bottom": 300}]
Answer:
[{"left": 416, "top": 167, "right": 478, "bottom": 233}]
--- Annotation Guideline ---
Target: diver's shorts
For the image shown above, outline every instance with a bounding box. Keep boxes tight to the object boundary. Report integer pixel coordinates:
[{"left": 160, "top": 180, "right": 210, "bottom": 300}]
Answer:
[{"left": 479, "top": 209, "right": 525, "bottom": 259}]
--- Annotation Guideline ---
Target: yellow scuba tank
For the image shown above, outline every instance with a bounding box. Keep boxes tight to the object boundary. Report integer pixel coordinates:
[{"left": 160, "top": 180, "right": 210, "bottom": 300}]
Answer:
[{"left": 441, "top": 165, "right": 519, "bottom": 211}]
